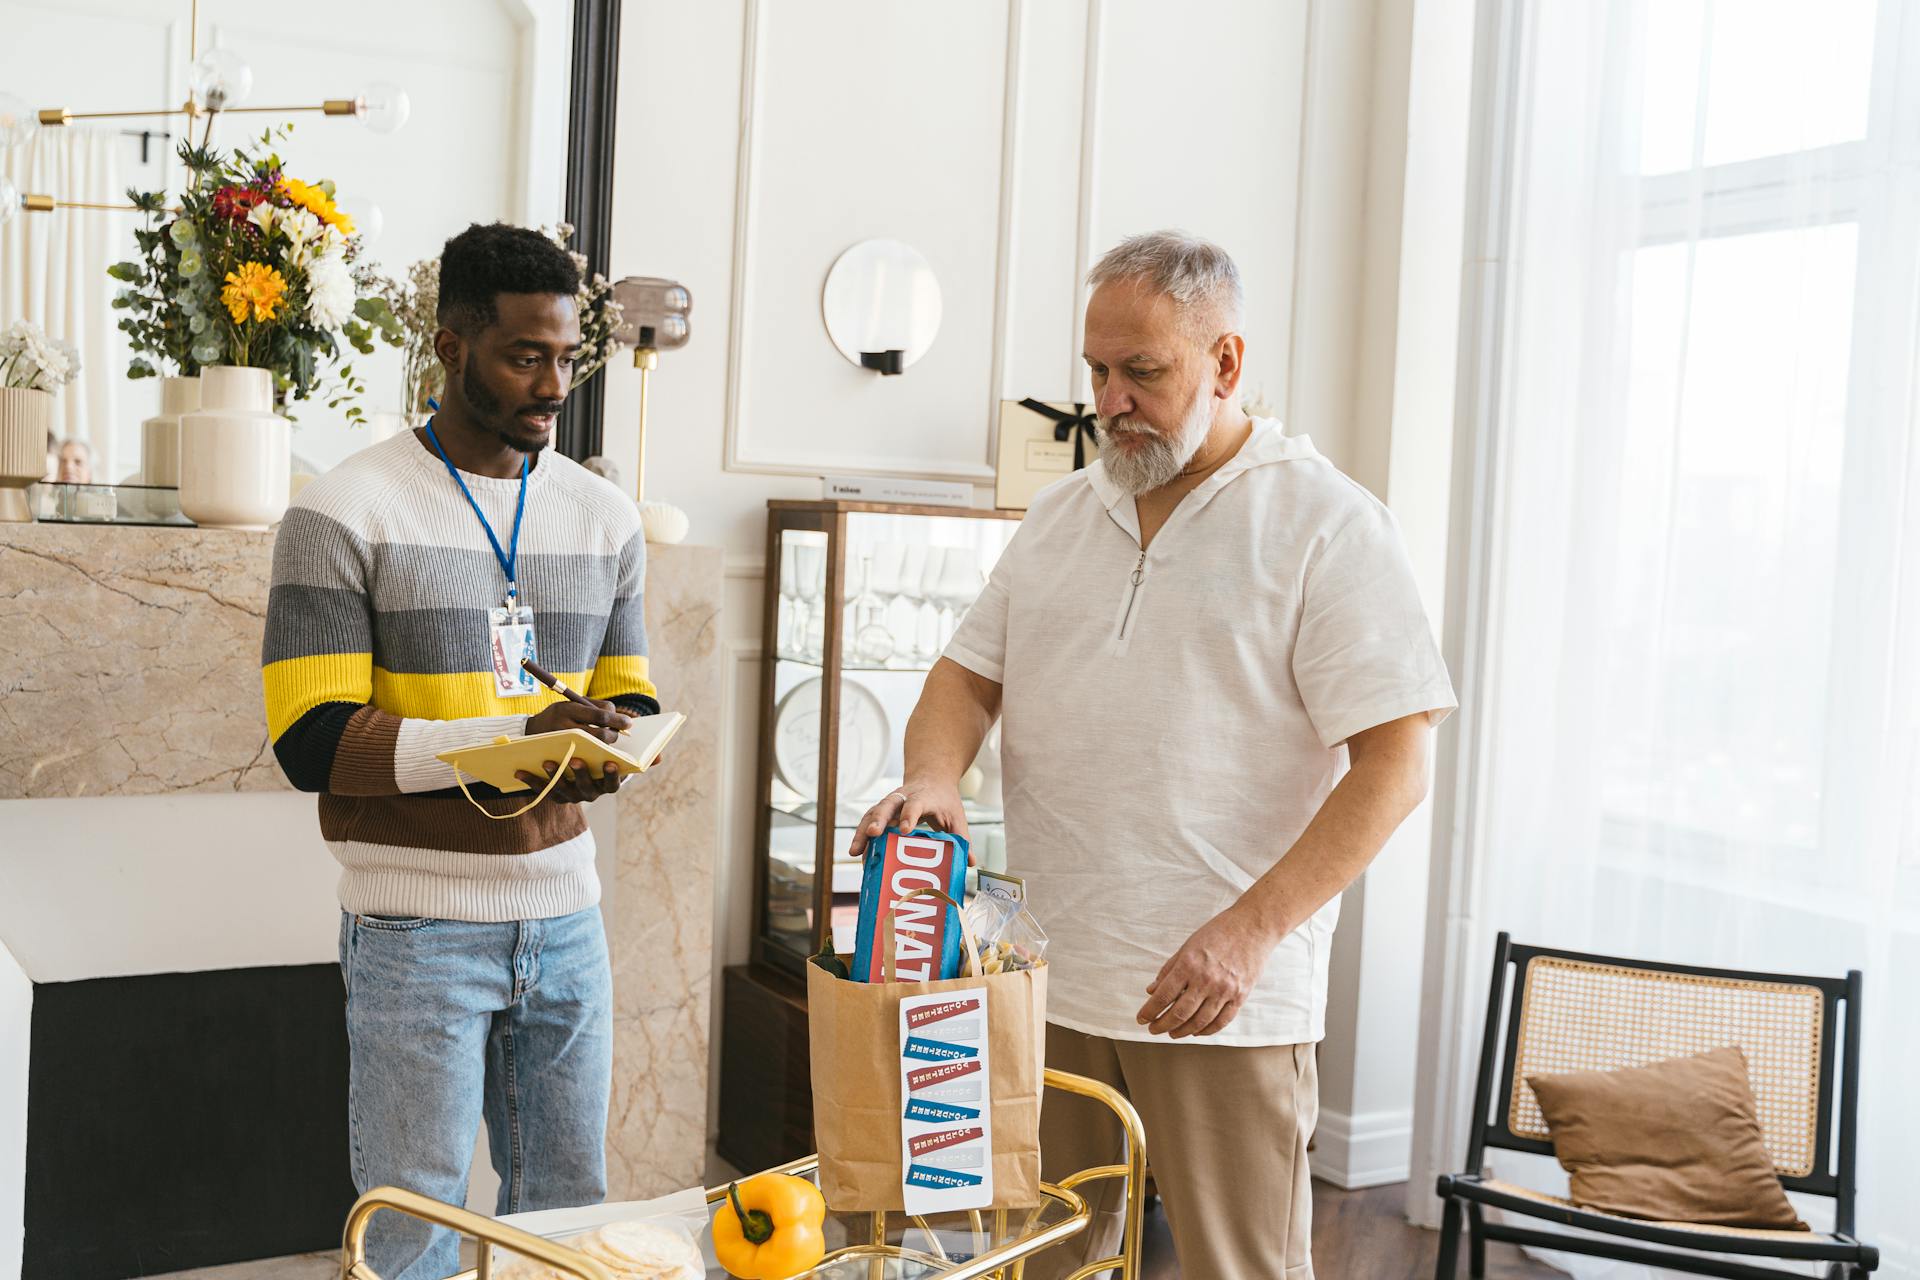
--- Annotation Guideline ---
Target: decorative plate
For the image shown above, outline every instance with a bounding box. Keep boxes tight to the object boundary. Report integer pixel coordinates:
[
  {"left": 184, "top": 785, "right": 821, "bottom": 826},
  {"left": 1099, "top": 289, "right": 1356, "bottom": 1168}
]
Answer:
[{"left": 771, "top": 676, "right": 890, "bottom": 803}]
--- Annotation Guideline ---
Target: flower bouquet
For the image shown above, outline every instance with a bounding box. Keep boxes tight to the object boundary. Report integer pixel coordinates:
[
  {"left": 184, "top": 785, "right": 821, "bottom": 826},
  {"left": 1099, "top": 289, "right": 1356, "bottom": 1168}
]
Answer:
[
  {"left": 109, "top": 127, "right": 400, "bottom": 420},
  {"left": 0, "top": 320, "right": 82, "bottom": 522},
  {"left": 107, "top": 128, "right": 402, "bottom": 527},
  {"left": 0, "top": 320, "right": 81, "bottom": 394}
]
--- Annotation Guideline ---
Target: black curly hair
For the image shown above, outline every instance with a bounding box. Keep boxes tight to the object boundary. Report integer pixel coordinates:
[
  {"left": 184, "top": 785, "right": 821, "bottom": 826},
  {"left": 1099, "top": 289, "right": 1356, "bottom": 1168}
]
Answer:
[{"left": 436, "top": 223, "right": 580, "bottom": 335}]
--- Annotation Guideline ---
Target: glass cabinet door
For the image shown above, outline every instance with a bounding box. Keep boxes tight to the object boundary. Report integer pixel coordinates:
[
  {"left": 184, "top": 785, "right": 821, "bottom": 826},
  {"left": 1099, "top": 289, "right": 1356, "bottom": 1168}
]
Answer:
[{"left": 762, "top": 527, "right": 831, "bottom": 961}]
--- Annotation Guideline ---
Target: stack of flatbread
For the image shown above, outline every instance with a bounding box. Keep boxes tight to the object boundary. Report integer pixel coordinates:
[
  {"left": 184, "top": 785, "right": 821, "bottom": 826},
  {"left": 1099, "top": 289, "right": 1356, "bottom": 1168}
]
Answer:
[{"left": 492, "top": 1219, "right": 705, "bottom": 1280}]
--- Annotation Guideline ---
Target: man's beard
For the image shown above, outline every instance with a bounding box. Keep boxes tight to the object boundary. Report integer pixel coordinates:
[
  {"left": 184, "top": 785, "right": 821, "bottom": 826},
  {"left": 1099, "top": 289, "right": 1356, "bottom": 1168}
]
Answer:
[
  {"left": 1096, "top": 381, "right": 1214, "bottom": 496},
  {"left": 464, "top": 363, "right": 560, "bottom": 453}
]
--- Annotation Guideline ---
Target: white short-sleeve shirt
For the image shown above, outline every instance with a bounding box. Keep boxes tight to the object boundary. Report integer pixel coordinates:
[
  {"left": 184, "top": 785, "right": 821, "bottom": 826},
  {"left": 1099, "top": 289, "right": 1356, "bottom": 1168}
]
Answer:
[{"left": 945, "top": 419, "right": 1456, "bottom": 1046}]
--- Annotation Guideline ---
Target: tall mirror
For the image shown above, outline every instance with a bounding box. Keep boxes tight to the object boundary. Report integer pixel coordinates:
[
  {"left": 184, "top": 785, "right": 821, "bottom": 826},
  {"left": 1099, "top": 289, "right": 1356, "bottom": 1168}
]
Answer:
[{"left": 0, "top": 0, "right": 575, "bottom": 485}]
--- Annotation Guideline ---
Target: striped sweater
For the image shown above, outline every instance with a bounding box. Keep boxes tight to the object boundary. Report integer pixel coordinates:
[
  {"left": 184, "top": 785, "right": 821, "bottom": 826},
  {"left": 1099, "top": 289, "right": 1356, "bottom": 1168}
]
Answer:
[{"left": 261, "top": 431, "right": 660, "bottom": 922}]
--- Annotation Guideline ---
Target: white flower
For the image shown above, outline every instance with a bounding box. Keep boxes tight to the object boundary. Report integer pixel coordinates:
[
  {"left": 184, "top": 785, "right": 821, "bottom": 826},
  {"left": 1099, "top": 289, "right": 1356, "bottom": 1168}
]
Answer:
[
  {"left": 307, "top": 251, "right": 356, "bottom": 328},
  {"left": 247, "top": 202, "right": 276, "bottom": 235},
  {"left": 0, "top": 319, "right": 80, "bottom": 391},
  {"left": 280, "top": 207, "right": 325, "bottom": 266}
]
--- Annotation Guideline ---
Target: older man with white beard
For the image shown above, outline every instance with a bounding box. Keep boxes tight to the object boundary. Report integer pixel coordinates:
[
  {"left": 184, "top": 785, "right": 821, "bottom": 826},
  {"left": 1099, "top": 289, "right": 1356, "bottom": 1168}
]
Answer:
[{"left": 851, "top": 231, "right": 1455, "bottom": 1278}]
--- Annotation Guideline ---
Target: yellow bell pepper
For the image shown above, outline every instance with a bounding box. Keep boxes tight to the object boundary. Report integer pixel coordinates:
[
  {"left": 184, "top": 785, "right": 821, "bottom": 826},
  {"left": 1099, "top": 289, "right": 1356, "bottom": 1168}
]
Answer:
[{"left": 713, "top": 1173, "right": 827, "bottom": 1279}]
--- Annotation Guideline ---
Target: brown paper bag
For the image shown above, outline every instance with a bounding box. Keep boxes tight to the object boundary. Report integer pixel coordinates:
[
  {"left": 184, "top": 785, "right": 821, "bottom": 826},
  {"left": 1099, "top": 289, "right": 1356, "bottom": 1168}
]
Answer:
[{"left": 807, "top": 889, "right": 1048, "bottom": 1210}]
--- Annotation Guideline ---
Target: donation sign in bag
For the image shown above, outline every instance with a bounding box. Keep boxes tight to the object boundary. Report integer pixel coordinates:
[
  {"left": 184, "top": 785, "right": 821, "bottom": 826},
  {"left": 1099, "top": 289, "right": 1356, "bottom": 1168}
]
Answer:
[{"left": 807, "top": 888, "right": 1047, "bottom": 1212}]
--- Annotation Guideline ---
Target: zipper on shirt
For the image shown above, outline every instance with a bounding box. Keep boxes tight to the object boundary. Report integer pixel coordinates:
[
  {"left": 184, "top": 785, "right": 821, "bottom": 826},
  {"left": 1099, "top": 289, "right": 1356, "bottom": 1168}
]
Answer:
[{"left": 1117, "top": 550, "right": 1147, "bottom": 640}]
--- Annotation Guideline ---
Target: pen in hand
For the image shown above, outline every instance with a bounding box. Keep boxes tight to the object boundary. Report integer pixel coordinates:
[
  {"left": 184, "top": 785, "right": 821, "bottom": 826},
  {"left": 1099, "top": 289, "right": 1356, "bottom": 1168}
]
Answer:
[
  {"left": 519, "top": 658, "right": 663, "bottom": 767},
  {"left": 520, "top": 656, "right": 599, "bottom": 712},
  {"left": 520, "top": 656, "right": 632, "bottom": 744}
]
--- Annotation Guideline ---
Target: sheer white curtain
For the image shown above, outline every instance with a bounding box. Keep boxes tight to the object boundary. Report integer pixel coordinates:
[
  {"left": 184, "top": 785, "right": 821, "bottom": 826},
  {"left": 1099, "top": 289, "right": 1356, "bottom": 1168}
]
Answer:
[
  {"left": 1444, "top": 0, "right": 1919, "bottom": 1275},
  {"left": 0, "top": 127, "right": 128, "bottom": 480}
]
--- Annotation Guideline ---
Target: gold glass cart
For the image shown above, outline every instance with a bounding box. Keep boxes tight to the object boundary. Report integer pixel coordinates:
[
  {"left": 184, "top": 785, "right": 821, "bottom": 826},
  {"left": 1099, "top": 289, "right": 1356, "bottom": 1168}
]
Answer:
[{"left": 339, "top": 1070, "right": 1145, "bottom": 1280}]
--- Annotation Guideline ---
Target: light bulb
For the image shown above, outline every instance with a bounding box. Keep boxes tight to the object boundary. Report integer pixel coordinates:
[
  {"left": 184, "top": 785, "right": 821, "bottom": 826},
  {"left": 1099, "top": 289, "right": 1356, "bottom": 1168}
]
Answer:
[
  {"left": 338, "top": 196, "right": 383, "bottom": 245},
  {"left": 355, "top": 83, "right": 410, "bottom": 135},
  {"left": 0, "top": 93, "right": 37, "bottom": 149},
  {"left": 190, "top": 48, "right": 254, "bottom": 111},
  {"left": 0, "top": 177, "right": 18, "bottom": 228}
]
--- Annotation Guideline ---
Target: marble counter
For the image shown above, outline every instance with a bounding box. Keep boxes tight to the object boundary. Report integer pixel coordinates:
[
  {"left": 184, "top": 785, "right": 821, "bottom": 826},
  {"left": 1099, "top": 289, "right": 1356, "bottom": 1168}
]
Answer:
[
  {"left": 0, "top": 524, "right": 282, "bottom": 798},
  {"left": 0, "top": 521, "right": 723, "bottom": 1200}
]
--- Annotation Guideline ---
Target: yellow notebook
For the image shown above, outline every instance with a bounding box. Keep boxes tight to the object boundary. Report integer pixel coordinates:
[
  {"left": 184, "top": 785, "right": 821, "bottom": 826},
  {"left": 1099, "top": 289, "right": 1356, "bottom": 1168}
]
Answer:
[{"left": 437, "top": 712, "right": 687, "bottom": 793}]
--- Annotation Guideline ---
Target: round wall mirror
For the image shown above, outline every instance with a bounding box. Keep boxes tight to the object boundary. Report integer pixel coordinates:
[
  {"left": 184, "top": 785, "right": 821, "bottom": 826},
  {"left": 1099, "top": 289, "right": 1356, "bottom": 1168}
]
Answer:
[{"left": 821, "top": 239, "right": 942, "bottom": 374}]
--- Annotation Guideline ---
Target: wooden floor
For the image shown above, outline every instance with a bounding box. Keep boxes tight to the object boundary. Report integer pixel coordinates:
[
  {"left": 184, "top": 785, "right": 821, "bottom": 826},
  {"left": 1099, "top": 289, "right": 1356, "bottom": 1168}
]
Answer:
[{"left": 1139, "top": 1180, "right": 1567, "bottom": 1279}]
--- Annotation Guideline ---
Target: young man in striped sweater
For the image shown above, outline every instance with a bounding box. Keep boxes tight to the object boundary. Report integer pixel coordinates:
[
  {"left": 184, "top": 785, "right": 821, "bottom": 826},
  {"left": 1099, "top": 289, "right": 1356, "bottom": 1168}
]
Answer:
[{"left": 262, "top": 224, "right": 657, "bottom": 1279}]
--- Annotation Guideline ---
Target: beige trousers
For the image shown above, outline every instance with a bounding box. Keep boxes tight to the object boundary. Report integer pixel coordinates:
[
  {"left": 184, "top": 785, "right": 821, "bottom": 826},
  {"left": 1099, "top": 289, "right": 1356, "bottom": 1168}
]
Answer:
[{"left": 1030, "top": 1024, "right": 1318, "bottom": 1280}]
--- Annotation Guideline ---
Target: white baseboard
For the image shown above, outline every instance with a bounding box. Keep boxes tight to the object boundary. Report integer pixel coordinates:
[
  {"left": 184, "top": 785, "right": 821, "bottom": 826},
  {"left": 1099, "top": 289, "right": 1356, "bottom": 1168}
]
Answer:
[{"left": 1309, "top": 1107, "right": 1414, "bottom": 1190}]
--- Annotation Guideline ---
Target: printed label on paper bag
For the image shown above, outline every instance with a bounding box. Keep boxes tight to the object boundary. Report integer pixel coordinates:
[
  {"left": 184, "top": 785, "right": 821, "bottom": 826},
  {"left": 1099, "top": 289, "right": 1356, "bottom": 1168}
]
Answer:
[
  {"left": 909, "top": 1127, "right": 985, "bottom": 1158},
  {"left": 903, "top": 1035, "right": 979, "bottom": 1062},
  {"left": 900, "top": 989, "right": 994, "bottom": 1213},
  {"left": 907, "top": 1164, "right": 985, "bottom": 1190},
  {"left": 904, "top": 1097, "right": 982, "bottom": 1123},
  {"left": 907, "top": 1058, "right": 982, "bottom": 1093},
  {"left": 906, "top": 996, "right": 982, "bottom": 1030},
  {"left": 917, "top": 1147, "right": 985, "bottom": 1170}
]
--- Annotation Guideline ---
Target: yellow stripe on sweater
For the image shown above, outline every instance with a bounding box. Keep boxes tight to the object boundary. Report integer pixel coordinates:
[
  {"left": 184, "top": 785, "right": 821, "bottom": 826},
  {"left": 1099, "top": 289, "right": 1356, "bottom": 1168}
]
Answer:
[
  {"left": 265, "top": 655, "right": 657, "bottom": 738},
  {"left": 585, "top": 654, "right": 658, "bottom": 703},
  {"left": 369, "top": 669, "right": 596, "bottom": 720},
  {"left": 264, "top": 652, "right": 374, "bottom": 740}
]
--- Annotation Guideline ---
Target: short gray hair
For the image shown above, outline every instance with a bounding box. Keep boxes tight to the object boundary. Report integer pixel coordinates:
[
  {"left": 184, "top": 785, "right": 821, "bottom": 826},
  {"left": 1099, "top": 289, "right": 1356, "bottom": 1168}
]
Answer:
[{"left": 1086, "top": 230, "right": 1243, "bottom": 336}]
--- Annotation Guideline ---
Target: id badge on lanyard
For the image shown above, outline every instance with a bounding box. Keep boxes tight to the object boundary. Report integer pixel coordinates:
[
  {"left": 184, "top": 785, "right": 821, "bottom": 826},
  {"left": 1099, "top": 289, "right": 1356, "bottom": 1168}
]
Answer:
[
  {"left": 488, "top": 598, "right": 540, "bottom": 698},
  {"left": 422, "top": 419, "right": 542, "bottom": 698}
]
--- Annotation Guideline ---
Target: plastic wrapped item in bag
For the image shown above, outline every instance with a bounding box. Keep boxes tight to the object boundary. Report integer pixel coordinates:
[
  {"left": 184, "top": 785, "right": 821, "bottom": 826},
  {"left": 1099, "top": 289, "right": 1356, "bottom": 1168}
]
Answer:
[{"left": 964, "top": 891, "right": 1049, "bottom": 976}]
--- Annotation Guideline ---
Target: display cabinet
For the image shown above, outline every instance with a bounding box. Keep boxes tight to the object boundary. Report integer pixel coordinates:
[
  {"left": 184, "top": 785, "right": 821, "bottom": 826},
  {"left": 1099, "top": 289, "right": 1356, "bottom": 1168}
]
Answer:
[{"left": 718, "top": 499, "right": 1019, "bottom": 1171}]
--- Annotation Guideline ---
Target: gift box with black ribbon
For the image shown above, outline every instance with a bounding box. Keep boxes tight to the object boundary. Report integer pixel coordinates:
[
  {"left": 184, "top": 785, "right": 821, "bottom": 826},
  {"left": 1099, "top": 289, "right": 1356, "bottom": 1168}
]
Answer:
[{"left": 994, "top": 398, "right": 1100, "bottom": 511}]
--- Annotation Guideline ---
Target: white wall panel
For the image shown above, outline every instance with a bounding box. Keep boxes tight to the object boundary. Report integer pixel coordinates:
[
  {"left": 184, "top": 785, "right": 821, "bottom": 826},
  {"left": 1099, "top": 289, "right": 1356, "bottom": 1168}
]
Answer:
[
  {"left": 1000, "top": 0, "right": 1095, "bottom": 404},
  {"left": 1083, "top": 0, "right": 1310, "bottom": 410},
  {"left": 726, "top": 0, "right": 1014, "bottom": 482}
]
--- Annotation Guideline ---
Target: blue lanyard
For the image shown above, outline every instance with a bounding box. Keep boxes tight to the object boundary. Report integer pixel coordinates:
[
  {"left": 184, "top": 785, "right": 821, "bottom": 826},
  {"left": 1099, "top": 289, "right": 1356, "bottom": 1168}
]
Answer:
[{"left": 424, "top": 418, "right": 528, "bottom": 602}]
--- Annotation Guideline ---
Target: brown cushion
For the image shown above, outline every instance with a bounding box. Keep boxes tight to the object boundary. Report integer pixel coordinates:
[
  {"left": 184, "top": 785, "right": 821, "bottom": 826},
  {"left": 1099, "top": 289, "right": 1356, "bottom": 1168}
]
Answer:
[{"left": 1526, "top": 1046, "right": 1807, "bottom": 1230}]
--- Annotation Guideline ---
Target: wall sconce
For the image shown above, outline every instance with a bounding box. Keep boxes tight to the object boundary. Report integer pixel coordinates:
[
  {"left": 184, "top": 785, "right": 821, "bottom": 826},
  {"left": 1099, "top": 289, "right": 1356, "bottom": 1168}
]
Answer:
[{"left": 822, "top": 239, "right": 942, "bottom": 376}]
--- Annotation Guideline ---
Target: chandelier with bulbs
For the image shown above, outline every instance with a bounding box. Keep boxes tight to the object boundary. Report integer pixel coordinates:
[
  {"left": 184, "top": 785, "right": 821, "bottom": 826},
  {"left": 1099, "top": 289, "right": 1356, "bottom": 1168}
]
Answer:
[{"left": 0, "top": 0, "right": 410, "bottom": 225}]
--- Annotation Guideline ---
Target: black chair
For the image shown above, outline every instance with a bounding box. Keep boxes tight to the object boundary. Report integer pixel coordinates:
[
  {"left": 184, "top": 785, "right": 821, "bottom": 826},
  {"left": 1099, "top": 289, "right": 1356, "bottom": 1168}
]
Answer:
[{"left": 1434, "top": 933, "right": 1877, "bottom": 1279}]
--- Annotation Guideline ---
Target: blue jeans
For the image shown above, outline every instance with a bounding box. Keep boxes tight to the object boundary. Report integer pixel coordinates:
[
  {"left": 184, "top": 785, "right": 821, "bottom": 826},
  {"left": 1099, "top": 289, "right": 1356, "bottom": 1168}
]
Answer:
[{"left": 339, "top": 907, "right": 613, "bottom": 1280}]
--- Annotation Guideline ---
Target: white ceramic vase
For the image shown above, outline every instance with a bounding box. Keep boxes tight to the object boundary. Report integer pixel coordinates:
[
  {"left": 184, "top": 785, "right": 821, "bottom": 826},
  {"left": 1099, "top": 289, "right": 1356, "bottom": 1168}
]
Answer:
[
  {"left": 139, "top": 375, "right": 201, "bottom": 487},
  {"left": 178, "top": 366, "right": 289, "bottom": 530},
  {"left": 0, "top": 386, "right": 52, "bottom": 523}
]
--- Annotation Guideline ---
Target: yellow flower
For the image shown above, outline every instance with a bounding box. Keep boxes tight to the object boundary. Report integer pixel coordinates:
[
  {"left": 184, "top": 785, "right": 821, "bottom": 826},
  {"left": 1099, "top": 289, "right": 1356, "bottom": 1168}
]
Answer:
[
  {"left": 222, "top": 261, "right": 287, "bottom": 324},
  {"left": 278, "top": 176, "right": 355, "bottom": 236}
]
